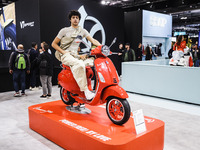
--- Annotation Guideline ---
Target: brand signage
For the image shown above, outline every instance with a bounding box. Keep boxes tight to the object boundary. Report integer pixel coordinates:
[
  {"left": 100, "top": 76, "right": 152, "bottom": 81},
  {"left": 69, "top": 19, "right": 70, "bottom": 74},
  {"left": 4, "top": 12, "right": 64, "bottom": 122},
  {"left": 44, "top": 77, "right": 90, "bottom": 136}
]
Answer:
[
  {"left": 78, "top": 5, "right": 106, "bottom": 52},
  {"left": 20, "top": 21, "right": 35, "bottom": 29},
  {"left": 143, "top": 10, "right": 172, "bottom": 38},
  {"left": 150, "top": 16, "right": 167, "bottom": 27}
]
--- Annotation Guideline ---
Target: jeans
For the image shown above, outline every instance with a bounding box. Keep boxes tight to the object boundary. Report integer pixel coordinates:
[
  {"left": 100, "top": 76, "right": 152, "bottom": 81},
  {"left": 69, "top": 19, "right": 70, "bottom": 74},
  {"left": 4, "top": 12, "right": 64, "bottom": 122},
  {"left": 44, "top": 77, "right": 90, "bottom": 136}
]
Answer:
[
  {"left": 194, "top": 59, "right": 200, "bottom": 67},
  {"left": 13, "top": 70, "right": 26, "bottom": 93}
]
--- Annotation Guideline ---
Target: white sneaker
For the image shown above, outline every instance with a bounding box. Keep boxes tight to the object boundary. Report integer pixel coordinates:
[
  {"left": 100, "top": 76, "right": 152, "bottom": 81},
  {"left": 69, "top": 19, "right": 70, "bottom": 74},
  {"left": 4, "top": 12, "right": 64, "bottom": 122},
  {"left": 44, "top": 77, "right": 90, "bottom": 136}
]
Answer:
[
  {"left": 84, "top": 89, "right": 95, "bottom": 100},
  {"left": 32, "top": 87, "right": 39, "bottom": 91}
]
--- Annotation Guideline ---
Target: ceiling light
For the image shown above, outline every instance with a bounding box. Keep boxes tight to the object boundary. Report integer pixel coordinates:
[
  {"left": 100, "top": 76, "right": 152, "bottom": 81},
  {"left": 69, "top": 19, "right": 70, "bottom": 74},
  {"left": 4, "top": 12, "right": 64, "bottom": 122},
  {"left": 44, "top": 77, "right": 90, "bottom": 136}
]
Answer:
[
  {"left": 146, "top": 1, "right": 151, "bottom": 4},
  {"left": 101, "top": 0, "right": 106, "bottom": 5},
  {"left": 180, "top": 17, "right": 187, "bottom": 20}
]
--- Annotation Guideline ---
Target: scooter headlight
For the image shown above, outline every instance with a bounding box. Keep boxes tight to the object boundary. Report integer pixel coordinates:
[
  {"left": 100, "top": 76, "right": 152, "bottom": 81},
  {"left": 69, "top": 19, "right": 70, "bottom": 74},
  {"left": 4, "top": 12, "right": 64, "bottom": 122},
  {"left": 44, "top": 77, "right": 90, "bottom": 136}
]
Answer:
[{"left": 101, "top": 45, "right": 110, "bottom": 56}]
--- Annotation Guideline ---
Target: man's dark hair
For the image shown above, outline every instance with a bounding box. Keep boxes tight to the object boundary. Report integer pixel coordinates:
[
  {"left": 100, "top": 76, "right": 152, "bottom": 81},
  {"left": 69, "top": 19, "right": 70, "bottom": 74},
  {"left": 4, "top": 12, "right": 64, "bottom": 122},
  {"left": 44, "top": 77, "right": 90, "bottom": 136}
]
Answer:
[
  {"left": 43, "top": 43, "right": 49, "bottom": 51},
  {"left": 31, "top": 42, "right": 37, "bottom": 48},
  {"left": 125, "top": 43, "right": 130, "bottom": 46},
  {"left": 68, "top": 10, "right": 81, "bottom": 20}
]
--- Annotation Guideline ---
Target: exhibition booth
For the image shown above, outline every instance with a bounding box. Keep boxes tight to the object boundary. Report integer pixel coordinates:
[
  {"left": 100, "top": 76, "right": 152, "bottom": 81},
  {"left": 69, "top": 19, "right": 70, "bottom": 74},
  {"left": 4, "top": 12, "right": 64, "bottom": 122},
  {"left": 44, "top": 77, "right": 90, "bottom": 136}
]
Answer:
[
  {"left": 125, "top": 10, "right": 172, "bottom": 58},
  {"left": 122, "top": 59, "right": 200, "bottom": 105},
  {"left": 0, "top": 0, "right": 166, "bottom": 149}
]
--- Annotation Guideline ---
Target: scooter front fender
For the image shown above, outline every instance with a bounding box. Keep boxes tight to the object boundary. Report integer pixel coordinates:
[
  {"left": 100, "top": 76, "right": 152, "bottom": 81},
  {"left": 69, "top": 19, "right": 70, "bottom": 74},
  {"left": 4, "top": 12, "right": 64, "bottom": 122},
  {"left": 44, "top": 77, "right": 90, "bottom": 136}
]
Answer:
[{"left": 101, "top": 85, "right": 128, "bottom": 102}]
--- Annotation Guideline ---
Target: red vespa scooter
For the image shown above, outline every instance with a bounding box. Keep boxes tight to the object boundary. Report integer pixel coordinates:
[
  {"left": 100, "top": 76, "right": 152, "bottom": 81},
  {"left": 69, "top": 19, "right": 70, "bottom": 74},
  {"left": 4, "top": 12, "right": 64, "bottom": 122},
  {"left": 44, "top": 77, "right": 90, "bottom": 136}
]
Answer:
[{"left": 58, "top": 37, "right": 131, "bottom": 125}]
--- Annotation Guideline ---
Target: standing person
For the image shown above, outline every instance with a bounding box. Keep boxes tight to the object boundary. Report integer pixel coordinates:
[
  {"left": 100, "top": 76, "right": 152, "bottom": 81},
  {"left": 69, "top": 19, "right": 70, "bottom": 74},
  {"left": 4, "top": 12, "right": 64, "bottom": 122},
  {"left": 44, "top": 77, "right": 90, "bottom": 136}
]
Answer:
[
  {"left": 145, "top": 45, "right": 153, "bottom": 60},
  {"left": 116, "top": 43, "right": 123, "bottom": 75},
  {"left": 173, "top": 35, "right": 186, "bottom": 52},
  {"left": 51, "top": 10, "right": 101, "bottom": 100},
  {"left": 155, "top": 43, "right": 162, "bottom": 56},
  {"left": 9, "top": 44, "right": 30, "bottom": 96},
  {"left": 29, "top": 42, "right": 39, "bottom": 90},
  {"left": 37, "top": 43, "right": 53, "bottom": 98},
  {"left": 40, "top": 41, "right": 52, "bottom": 54},
  {"left": 135, "top": 43, "right": 143, "bottom": 61},
  {"left": 191, "top": 44, "right": 200, "bottom": 67},
  {"left": 122, "top": 43, "right": 136, "bottom": 62},
  {"left": 168, "top": 42, "right": 175, "bottom": 59}
]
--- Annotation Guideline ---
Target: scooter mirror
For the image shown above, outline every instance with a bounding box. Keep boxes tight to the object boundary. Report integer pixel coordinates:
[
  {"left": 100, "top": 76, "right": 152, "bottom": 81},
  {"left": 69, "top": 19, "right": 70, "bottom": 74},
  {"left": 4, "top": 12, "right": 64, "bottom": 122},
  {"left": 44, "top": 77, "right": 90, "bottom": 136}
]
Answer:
[{"left": 109, "top": 37, "right": 117, "bottom": 48}]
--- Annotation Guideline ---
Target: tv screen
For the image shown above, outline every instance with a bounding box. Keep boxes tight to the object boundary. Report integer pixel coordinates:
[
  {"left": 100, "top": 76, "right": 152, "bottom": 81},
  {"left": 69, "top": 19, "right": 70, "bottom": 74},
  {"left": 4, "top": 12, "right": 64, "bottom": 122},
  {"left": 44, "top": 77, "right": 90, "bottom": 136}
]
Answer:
[
  {"left": 0, "top": 3, "right": 16, "bottom": 50},
  {"left": 173, "top": 31, "right": 186, "bottom": 37}
]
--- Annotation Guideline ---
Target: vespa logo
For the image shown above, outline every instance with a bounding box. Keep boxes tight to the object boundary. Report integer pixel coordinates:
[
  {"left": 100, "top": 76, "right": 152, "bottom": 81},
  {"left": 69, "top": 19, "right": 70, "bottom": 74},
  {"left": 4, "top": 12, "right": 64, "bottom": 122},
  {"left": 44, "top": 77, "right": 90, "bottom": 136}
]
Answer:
[
  {"left": 150, "top": 16, "right": 167, "bottom": 28},
  {"left": 78, "top": 5, "right": 106, "bottom": 52},
  {"left": 20, "top": 21, "right": 34, "bottom": 29}
]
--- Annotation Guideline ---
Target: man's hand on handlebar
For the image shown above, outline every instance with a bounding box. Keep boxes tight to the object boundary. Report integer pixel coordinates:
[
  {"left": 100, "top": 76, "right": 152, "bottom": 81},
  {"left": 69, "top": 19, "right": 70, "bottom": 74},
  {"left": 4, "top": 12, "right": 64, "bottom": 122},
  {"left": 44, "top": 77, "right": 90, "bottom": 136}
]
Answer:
[{"left": 79, "top": 54, "right": 88, "bottom": 60}]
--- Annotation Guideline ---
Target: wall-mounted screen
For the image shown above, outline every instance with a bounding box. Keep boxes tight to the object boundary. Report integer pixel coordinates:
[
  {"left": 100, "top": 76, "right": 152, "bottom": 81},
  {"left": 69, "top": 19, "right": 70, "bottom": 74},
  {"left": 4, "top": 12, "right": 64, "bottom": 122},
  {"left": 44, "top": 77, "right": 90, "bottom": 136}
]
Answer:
[
  {"left": 174, "top": 31, "right": 186, "bottom": 36},
  {"left": 0, "top": 3, "right": 16, "bottom": 50}
]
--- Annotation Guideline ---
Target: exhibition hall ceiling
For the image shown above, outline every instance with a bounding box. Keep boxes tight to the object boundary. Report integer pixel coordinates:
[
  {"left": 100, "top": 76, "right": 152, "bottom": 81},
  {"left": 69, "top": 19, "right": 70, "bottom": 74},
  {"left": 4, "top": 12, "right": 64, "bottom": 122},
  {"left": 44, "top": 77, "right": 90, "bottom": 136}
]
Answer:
[
  {"left": 95, "top": 0, "right": 200, "bottom": 22},
  {"left": 1, "top": 0, "right": 199, "bottom": 35},
  {"left": 95, "top": 0, "right": 200, "bottom": 35}
]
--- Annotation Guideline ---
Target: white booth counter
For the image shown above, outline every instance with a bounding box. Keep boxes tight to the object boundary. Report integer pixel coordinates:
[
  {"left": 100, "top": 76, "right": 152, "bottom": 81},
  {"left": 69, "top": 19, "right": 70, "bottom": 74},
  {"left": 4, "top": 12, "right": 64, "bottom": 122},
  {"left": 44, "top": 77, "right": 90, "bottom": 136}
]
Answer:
[{"left": 122, "top": 59, "right": 200, "bottom": 105}]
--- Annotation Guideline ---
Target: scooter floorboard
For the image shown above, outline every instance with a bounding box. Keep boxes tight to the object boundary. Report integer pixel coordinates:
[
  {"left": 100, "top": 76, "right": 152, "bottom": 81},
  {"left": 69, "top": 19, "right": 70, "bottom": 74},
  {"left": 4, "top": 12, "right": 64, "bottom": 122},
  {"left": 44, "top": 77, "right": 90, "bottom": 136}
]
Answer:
[{"left": 29, "top": 100, "right": 164, "bottom": 150}]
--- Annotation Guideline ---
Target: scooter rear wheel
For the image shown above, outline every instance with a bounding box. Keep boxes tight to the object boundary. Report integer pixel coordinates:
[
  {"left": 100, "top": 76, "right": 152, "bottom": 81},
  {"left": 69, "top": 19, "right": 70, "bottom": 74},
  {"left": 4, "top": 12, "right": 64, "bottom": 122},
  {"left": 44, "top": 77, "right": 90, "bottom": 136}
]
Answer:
[
  {"left": 106, "top": 97, "right": 130, "bottom": 125},
  {"left": 60, "top": 87, "right": 76, "bottom": 105}
]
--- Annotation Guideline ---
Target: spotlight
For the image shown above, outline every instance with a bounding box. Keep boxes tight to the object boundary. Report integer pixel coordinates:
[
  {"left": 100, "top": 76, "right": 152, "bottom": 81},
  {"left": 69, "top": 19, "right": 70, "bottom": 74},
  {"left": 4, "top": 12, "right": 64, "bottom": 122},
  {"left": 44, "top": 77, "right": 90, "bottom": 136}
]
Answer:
[{"left": 101, "top": 0, "right": 106, "bottom": 5}]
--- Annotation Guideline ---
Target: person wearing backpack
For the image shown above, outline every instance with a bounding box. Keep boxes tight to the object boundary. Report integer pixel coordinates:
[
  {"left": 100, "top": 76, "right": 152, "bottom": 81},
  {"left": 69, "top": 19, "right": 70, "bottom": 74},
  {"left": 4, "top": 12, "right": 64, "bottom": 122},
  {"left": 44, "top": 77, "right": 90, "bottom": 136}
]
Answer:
[
  {"left": 37, "top": 43, "right": 53, "bottom": 99},
  {"left": 9, "top": 44, "right": 30, "bottom": 97}
]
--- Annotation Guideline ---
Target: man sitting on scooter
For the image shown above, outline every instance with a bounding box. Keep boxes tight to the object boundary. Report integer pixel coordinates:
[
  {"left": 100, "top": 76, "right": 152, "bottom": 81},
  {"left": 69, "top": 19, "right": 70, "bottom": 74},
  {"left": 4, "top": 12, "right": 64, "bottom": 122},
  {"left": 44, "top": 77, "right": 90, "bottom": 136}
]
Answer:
[{"left": 52, "top": 10, "right": 101, "bottom": 100}]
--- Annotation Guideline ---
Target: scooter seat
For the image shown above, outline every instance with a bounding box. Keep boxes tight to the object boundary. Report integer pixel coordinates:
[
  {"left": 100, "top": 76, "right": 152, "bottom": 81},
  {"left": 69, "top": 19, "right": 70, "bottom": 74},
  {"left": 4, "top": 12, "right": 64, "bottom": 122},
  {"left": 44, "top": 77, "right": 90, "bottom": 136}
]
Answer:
[{"left": 62, "top": 64, "right": 93, "bottom": 79}]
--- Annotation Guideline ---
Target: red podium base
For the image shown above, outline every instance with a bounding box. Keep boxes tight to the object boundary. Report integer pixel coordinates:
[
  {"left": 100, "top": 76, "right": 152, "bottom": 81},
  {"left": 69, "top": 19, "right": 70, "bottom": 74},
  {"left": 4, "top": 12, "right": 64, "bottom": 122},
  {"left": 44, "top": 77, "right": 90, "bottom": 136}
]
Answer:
[{"left": 28, "top": 100, "right": 164, "bottom": 150}]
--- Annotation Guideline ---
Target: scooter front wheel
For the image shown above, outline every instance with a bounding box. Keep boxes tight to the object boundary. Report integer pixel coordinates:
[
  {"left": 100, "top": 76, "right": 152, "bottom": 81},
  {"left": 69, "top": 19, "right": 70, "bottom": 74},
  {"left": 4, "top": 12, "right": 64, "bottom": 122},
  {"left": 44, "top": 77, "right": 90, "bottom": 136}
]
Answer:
[
  {"left": 60, "top": 87, "right": 76, "bottom": 105},
  {"left": 106, "top": 97, "right": 130, "bottom": 125}
]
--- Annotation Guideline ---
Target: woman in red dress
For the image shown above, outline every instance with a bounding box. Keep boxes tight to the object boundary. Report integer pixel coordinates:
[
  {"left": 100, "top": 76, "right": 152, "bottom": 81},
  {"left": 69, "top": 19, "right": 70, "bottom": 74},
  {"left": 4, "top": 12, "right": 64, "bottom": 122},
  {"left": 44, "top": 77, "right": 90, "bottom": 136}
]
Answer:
[{"left": 173, "top": 35, "right": 186, "bottom": 52}]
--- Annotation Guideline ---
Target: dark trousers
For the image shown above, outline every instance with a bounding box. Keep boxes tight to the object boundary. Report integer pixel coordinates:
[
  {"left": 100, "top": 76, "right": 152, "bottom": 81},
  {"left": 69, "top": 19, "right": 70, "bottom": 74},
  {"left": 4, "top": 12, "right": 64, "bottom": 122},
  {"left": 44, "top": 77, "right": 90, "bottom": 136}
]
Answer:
[
  {"left": 13, "top": 70, "right": 26, "bottom": 93},
  {"left": 30, "top": 68, "right": 36, "bottom": 88}
]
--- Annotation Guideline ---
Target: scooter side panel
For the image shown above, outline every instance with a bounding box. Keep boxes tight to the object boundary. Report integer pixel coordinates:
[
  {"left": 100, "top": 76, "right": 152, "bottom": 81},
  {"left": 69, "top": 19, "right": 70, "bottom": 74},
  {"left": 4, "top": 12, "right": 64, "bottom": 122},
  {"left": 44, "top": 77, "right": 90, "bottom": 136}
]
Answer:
[
  {"left": 58, "top": 69, "right": 80, "bottom": 93},
  {"left": 101, "top": 85, "right": 129, "bottom": 102}
]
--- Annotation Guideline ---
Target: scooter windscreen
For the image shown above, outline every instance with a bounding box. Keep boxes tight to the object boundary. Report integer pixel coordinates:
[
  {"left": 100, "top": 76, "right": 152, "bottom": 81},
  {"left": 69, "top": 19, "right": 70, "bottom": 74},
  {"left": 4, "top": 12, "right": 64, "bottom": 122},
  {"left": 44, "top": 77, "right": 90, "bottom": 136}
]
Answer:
[{"left": 101, "top": 45, "right": 110, "bottom": 56}]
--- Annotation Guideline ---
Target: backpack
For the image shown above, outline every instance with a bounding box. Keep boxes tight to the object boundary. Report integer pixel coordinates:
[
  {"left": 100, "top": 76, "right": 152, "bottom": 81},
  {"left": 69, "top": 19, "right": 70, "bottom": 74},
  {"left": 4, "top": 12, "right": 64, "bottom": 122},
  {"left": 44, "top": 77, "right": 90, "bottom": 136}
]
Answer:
[
  {"left": 26, "top": 49, "right": 31, "bottom": 57},
  {"left": 15, "top": 53, "right": 26, "bottom": 69}
]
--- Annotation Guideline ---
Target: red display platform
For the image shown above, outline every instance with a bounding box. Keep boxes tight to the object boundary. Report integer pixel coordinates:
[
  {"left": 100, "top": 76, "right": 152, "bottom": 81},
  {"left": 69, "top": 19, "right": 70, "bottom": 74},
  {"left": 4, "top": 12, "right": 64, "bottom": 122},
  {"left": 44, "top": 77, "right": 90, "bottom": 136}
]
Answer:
[{"left": 29, "top": 100, "right": 164, "bottom": 150}]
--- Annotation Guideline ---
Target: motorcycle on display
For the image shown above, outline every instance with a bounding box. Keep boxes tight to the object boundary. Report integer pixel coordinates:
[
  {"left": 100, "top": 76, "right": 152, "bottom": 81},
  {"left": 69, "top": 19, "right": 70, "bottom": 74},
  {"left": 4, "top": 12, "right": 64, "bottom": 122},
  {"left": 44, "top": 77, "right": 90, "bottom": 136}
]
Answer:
[
  {"left": 58, "top": 36, "right": 131, "bottom": 125},
  {"left": 169, "top": 47, "right": 193, "bottom": 67}
]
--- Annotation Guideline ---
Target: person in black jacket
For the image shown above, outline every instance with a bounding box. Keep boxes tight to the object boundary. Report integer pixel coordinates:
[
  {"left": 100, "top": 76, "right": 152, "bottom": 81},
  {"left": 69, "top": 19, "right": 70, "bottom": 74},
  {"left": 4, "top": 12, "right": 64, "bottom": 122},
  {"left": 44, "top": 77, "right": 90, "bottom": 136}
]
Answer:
[
  {"left": 191, "top": 44, "right": 200, "bottom": 67},
  {"left": 28, "top": 42, "right": 39, "bottom": 90},
  {"left": 122, "top": 43, "right": 136, "bottom": 62},
  {"left": 135, "top": 43, "right": 143, "bottom": 61},
  {"left": 9, "top": 44, "right": 30, "bottom": 96},
  {"left": 37, "top": 43, "right": 53, "bottom": 99},
  {"left": 145, "top": 45, "right": 156, "bottom": 60},
  {"left": 116, "top": 43, "right": 123, "bottom": 75}
]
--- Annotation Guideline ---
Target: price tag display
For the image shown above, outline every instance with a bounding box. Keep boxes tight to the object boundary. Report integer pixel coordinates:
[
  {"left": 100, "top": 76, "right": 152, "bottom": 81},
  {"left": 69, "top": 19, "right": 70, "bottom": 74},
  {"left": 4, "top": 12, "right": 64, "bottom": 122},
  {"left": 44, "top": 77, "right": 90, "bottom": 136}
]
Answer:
[{"left": 133, "top": 109, "right": 146, "bottom": 135}]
